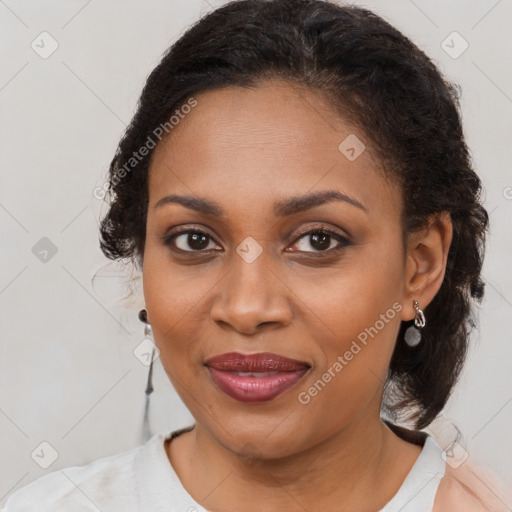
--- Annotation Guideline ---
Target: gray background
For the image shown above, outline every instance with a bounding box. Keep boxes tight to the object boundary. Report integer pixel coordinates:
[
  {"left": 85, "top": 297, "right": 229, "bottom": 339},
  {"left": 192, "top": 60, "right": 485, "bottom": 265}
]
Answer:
[{"left": 1, "top": 0, "right": 511, "bottom": 505}]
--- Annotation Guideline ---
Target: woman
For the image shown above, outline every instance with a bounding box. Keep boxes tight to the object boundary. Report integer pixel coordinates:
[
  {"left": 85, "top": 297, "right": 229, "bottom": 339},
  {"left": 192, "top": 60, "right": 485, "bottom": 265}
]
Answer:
[{"left": 2, "top": 0, "right": 508, "bottom": 510}]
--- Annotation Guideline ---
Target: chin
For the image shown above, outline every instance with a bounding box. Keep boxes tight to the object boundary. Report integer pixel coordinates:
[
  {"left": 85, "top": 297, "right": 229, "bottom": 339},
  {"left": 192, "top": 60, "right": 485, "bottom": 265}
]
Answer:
[{"left": 205, "top": 415, "right": 310, "bottom": 460}]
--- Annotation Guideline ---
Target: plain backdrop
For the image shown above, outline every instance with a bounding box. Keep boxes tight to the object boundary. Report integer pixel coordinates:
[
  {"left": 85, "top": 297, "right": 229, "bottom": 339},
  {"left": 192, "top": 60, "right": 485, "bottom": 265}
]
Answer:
[{"left": 1, "top": 0, "right": 511, "bottom": 506}]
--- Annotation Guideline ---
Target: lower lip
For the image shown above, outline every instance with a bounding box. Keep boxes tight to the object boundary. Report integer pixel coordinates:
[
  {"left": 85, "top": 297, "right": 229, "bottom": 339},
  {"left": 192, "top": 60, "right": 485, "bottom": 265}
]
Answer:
[{"left": 207, "top": 367, "right": 309, "bottom": 403}]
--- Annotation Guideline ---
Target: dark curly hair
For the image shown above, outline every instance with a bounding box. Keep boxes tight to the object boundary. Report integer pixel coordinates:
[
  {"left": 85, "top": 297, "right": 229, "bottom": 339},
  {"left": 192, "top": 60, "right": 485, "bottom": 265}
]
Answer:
[{"left": 98, "top": 0, "right": 488, "bottom": 430}]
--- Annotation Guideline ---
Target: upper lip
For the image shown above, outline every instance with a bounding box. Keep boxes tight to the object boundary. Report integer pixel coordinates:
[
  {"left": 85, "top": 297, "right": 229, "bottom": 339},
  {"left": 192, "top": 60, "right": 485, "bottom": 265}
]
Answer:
[{"left": 205, "top": 352, "right": 310, "bottom": 372}]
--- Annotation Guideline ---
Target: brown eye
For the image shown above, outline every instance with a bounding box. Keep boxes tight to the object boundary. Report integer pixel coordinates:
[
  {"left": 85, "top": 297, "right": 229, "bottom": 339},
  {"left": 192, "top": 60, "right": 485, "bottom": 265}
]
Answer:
[
  {"left": 164, "top": 229, "right": 220, "bottom": 252},
  {"left": 288, "top": 228, "right": 351, "bottom": 254}
]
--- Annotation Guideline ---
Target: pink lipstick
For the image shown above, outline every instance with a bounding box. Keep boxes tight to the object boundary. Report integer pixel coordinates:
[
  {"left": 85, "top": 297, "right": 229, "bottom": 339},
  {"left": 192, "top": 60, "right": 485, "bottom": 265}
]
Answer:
[{"left": 205, "top": 352, "right": 310, "bottom": 403}]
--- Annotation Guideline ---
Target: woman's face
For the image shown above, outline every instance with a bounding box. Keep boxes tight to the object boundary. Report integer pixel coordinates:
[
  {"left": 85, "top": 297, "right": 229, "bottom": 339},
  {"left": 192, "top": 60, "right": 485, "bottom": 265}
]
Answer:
[{"left": 143, "top": 79, "right": 411, "bottom": 458}]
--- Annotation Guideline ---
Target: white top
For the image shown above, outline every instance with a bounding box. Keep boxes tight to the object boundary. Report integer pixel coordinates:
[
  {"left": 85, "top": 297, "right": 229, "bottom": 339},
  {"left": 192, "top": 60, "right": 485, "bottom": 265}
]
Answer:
[{"left": 1, "top": 426, "right": 446, "bottom": 512}]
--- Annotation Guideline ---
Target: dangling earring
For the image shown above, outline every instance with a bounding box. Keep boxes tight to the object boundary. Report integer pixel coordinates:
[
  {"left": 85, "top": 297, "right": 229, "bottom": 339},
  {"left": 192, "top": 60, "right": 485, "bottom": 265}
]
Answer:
[
  {"left": 404, "top": 300, "right": 425, "bottom": 347},
  {"left": 138, "top": 308, "right": 153, "bottom": 338},
  {"left": 139, "top": 308, "right": 155, "bottom": 442}
]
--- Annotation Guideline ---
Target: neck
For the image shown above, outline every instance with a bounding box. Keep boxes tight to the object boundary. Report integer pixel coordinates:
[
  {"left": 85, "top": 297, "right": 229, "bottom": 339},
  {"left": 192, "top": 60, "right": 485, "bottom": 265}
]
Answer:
[{"left": 172, "top": 409, "right": 422, "bottom": 512}]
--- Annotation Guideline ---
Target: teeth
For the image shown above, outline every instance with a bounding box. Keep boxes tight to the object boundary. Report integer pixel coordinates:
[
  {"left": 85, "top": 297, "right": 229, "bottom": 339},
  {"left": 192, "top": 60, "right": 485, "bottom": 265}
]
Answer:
[{"left": 235, "top": 371, "right": 280, "bottom": 377}]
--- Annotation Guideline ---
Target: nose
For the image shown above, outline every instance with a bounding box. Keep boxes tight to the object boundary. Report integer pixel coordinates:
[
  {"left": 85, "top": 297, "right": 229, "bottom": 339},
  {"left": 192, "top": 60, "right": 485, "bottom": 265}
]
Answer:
[{"left": 210, "top": 253, "right": 294, "bottom": 335}]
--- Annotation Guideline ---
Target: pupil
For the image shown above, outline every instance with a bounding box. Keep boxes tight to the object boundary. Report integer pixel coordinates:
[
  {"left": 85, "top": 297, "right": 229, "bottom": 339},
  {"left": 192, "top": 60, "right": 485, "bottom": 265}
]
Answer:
[
  {"left": 189, "top": 233, "right": 209, "bottom": 250},
  {"left": 311, "top": 232, "right": 330, "bottom": 251}
]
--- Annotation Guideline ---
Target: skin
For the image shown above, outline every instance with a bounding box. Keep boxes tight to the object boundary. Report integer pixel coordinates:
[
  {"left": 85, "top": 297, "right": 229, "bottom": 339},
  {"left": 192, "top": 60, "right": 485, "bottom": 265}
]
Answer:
[{"left": 142, "top": 78, "right": 453, "bottom": 512}]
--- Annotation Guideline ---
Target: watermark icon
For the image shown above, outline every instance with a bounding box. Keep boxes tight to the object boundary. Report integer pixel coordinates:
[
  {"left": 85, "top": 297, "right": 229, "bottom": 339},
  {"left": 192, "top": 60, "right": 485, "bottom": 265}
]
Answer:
[
  {"left": 31, "top": 32, "right": 59, "bottom": 59},
  {"left": 236, "top": 236, "right": 263, "bottom": 263},
  {"left": 239, "top": 442, "right": 263, "bottom": 468},
  {"left": 441, "top": 31, "right": 469, "bottom": 60},
  {"left": 503, "top": 186, "right": 512, "bottom": 200},
  {"left": 338, "top": 134, "right": 366, "bottom": 161},
  {"left": 133, "top": 338, "right": 160, "bottom": 366},
  {"left": 32, "top": 237, "right": 58, "bottom": 263},
  {"left": 441, "top": 440, "right": 469, "bottom": 468},
  {"left": 31, "top": 441, "right": 59, "bottom": 469},
  {"left": 298, "top": 301, "right": 403, "bottom": 405},
  {"left": 93, "top": 97, "right": 198, "bottom": 200},
  {"left": 424, "top": 414, "right": 469, "bottom": 469}
]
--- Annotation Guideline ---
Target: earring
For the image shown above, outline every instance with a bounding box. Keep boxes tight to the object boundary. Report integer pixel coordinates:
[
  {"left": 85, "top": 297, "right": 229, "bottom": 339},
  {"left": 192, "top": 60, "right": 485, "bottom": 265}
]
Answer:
[
  {"left": 404, "top": 300, "right": 425, "bottom": 347},
  {"left": 139, "top": 309, "right": 155, "bottom": 442},
  {"left": 138, "top": 308, "right": 153, "bottom": 338}
]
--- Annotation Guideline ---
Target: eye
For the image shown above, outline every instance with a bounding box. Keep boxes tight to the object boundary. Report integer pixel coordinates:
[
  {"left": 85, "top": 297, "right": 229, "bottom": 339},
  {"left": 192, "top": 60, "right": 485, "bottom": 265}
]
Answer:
[
  {"left": 162, "top": 227, "right": 220, "bottom": 253},
  {"left": 287, "top": 227, "right": 351, "bottom": 255}
]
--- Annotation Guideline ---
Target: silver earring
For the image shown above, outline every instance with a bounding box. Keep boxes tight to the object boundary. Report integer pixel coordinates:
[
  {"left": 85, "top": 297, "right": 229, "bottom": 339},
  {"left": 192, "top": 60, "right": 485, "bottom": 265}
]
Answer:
[
  {"left": 139, "top": 309, "right": 155, "bottom": 442},
  {"left": 138, "top": 308, "right": 153, "bottom": 338},
  {"left": 404, "top": 300, "right": 425, "bottom": 347}
]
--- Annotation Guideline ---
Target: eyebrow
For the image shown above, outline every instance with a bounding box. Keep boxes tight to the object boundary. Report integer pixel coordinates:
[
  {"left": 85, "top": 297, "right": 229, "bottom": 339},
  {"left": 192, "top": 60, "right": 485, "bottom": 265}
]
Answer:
[{"left": 153, "top": 190, "right": 367, "bottom": 217}]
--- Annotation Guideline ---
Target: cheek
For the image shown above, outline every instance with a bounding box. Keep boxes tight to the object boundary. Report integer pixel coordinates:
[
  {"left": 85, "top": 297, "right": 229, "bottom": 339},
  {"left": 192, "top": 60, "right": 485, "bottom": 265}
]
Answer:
[
  {"left": 141, "top": 246, "right": 210, "bottom": 372},
  {"left": 293, "top": 241, "right": 403, "bottom": 411},
  {"left": 299, "top": 237, "right": 403, "bottom": 347},
  {"left": 293, "top": 302, "right": 401, "bottom": 443},
  {"left": 142, "top": 234, "right": 216, "bottom": 323}
]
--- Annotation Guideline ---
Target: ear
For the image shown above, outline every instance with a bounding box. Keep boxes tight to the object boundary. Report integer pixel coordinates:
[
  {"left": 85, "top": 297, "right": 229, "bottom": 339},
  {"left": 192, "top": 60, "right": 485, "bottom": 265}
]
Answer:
[{"left": 401, "top": 212, "right": 453, "bottom": 322}]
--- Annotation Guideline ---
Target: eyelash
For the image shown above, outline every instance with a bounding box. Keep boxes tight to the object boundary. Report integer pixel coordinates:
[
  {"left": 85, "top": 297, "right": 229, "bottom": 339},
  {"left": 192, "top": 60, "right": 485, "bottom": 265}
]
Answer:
[{"left": 160, "top": 225, "right": 352, "bottom": 257}]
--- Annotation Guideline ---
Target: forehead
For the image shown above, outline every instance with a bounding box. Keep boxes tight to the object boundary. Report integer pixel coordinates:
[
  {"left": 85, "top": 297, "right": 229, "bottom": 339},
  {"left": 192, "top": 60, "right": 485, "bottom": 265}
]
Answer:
[{"left": 148, "top": 79, "right": 400, "bottom": 220}]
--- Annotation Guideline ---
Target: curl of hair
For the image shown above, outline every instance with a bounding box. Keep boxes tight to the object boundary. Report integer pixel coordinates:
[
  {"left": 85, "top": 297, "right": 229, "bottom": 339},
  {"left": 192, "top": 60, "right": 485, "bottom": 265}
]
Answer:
[{"left": 99, "top": 0, "right": 488, "bottom": 429}]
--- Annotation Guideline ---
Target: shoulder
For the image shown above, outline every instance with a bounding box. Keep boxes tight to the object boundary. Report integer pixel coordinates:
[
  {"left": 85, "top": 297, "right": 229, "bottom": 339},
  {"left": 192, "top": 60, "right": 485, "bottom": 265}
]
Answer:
[
  {"left": 433, "top": 461, "right": 511, "bottom": 512},
  {"left": 1, "top": 440, "right": 146, "bottom": 512}
]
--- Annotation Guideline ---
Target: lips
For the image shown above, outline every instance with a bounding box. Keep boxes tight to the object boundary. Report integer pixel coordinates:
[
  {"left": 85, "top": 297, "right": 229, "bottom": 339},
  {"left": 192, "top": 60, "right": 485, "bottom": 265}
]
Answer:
[
  {"left": 204, "top": 352, "right": 310, "bottom": 403},
  {"left": 205, "top": 352, "right": 309, "bottom": 372}
]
